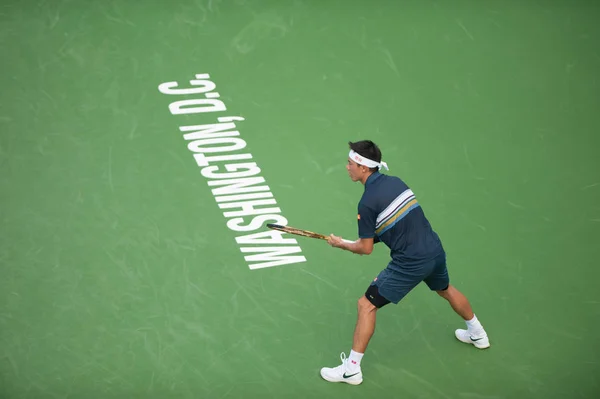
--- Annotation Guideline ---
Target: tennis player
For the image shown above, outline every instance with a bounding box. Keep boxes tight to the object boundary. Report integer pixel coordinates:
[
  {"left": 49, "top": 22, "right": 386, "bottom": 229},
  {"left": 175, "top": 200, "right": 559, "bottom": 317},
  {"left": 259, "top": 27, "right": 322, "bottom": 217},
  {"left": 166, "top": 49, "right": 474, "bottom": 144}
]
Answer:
[{"left": 320, "top": 140, "right": 490, "bottom": 385}]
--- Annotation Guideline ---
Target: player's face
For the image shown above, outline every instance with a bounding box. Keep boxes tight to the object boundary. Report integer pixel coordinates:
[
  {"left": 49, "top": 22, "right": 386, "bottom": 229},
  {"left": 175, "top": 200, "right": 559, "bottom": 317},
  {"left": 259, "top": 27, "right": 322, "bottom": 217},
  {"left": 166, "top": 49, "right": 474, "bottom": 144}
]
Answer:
[{"left": 346, "top": 158, "right": 364, "bottom": 182}]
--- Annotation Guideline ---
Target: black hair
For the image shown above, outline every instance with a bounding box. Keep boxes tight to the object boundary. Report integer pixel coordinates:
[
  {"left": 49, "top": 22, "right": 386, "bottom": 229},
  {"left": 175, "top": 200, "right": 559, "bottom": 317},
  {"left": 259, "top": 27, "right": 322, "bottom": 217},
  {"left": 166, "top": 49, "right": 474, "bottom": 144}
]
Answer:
[{"left": 348, "top": 140, "right": 382, "bottom": 172}]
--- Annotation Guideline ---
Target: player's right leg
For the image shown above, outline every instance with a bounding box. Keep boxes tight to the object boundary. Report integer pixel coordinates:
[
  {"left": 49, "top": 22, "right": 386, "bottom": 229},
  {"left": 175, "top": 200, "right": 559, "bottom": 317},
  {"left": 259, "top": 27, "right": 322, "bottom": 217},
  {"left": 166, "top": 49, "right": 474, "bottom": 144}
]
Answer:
[
  {"left": 424, "top": 252, "right": 490, "bottom": 349},
  {"left": 437, "top": 285, "right": 490, "bottom": 349}
]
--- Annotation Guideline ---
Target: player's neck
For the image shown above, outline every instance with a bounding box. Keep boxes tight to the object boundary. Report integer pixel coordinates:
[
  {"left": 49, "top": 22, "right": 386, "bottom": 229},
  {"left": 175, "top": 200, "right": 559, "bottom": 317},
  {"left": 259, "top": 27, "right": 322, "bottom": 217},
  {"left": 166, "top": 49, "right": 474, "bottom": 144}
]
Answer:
[{"left": 360, "top": 171, "right": 375, "bottom": 185}]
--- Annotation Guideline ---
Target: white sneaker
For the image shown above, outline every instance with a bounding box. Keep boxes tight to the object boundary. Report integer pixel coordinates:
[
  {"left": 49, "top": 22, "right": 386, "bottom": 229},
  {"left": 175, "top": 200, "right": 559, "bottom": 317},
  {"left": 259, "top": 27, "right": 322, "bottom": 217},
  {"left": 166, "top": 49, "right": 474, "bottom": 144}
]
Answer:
[
  {"left": 320, "top": 352, "right": 363, "bottom": 385},
  {"left": 455, "top": 329, "right": 491, "bottom": 349}
]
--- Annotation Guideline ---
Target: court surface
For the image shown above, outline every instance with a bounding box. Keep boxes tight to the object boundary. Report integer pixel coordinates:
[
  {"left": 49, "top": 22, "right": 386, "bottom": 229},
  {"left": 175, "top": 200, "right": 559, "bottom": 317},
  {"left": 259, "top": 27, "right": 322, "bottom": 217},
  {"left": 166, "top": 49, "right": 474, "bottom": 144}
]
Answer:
[{"left": 2, "top": 1, "right": 600, "bottom": 398}]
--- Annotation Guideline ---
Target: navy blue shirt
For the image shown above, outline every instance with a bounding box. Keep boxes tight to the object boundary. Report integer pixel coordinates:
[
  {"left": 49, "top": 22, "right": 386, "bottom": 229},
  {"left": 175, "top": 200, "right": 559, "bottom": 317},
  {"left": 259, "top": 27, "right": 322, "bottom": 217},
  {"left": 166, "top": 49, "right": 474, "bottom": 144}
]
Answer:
[{"left": 357, "top": 172, "right": 443, "bottom": 270}]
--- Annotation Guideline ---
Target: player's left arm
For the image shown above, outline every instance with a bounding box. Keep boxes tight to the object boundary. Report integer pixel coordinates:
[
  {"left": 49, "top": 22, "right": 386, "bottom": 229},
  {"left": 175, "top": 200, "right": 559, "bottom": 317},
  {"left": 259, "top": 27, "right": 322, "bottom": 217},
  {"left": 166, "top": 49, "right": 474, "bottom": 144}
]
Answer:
[
  {"left": 328, "top": 201, "right": 377, "bottom": 255},
  {"left": 328, "top": 236, "right": 374, "bottom": 255}
]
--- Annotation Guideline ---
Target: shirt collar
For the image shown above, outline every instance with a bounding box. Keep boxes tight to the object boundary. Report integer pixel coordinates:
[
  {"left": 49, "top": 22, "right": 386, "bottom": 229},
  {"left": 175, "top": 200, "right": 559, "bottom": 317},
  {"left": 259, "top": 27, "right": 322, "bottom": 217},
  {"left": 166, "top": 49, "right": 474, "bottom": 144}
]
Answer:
[{"left": 365, "top": 171, "right": 382, "bottom": 188}]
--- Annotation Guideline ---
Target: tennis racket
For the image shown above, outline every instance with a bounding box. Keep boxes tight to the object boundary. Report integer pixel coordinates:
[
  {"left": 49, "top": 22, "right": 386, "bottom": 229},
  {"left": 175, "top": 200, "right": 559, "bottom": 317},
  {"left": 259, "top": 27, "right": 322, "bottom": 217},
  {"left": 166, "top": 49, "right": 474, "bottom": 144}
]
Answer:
[{"left": 266, "top": 224, "right": 329, "bottom": 241}]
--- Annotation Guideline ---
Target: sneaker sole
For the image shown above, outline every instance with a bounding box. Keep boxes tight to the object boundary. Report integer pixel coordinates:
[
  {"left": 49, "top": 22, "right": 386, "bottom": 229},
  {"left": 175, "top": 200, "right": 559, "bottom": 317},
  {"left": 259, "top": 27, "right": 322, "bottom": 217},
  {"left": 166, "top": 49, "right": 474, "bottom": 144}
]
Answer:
[
  {"left": 455, "top": 336, "right": 491, "bottom": 349},
  {"left": 320, "top": 373, "right": 363, "bottom": 385}
]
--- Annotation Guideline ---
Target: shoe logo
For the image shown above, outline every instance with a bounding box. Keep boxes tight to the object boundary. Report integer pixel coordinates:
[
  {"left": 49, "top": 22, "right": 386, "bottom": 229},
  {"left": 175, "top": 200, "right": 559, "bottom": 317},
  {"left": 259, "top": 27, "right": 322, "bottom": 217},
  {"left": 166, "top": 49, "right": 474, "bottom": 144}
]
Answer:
[
  {"left": 470, "top": 336, "right": 484, "bottom": 342},
  {"left": 343, "top": 372, "right": 360, "bottom": 379}
]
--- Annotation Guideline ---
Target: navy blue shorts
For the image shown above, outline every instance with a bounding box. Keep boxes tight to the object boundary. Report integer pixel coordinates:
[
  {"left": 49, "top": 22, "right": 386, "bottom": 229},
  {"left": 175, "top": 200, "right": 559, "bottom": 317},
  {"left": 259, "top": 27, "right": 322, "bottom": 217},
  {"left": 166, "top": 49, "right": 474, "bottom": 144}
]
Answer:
[{"left": 368, "top": 251, "right": 449, "bottom": 305}]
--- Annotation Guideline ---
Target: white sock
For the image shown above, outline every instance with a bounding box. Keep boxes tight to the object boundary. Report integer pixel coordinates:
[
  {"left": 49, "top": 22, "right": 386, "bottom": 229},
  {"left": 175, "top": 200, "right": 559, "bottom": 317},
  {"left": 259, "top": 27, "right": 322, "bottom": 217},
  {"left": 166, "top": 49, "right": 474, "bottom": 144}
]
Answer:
[
  {"left": 348, "top": 350, "right": 363, "bottom": 371},
  {"left": 466, "top": 315, "right": 484, "bottom": 335}
]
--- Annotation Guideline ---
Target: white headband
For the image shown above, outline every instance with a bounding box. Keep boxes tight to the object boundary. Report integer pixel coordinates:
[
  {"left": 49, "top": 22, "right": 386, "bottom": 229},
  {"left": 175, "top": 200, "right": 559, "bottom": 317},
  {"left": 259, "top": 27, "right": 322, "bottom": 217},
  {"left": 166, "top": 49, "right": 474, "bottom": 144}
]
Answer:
[{"left": 349, "top": 150, "right": 389, "bottom": 171}]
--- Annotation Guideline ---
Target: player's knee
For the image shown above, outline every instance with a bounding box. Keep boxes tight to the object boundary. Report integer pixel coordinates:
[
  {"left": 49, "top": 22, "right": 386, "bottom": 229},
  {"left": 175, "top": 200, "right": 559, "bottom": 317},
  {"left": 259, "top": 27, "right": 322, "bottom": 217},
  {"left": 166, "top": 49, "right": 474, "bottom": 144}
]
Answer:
[
  {"left": 358, "top": 296, "right": 376, "bottom": 312},
  {"left": 436, "top": 284, "right": 451, "bottom": 299}
]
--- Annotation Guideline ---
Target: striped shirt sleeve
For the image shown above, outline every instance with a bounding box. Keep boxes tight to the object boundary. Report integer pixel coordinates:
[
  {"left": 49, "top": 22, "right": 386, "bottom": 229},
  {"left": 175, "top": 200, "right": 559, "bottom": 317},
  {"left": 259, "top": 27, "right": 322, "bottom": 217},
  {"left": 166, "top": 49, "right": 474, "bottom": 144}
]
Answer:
[{"left": 358, "top": 202, "right": 377, "bottom": 239}]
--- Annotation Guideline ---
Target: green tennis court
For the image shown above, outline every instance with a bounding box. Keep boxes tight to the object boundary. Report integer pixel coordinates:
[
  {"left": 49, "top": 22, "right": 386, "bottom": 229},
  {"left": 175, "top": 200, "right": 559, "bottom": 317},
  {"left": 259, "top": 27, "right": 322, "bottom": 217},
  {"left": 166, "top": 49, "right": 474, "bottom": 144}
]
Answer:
[{"left": 2, "top": 1, "right": 599, "bottom": 398}]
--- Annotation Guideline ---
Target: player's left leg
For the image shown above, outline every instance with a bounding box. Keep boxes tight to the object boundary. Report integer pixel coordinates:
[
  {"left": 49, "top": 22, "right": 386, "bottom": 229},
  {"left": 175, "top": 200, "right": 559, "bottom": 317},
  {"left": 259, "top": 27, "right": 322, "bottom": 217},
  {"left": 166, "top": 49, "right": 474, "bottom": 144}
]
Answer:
[
  {"left": 319, "top": 285, "right": 389, "bottom": 386},
  {"left": 320, "top": 267, "right": 419, "bottom": 385},
  {"left": 353, "top": 287, "right": 386, "bottom": 353}
]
